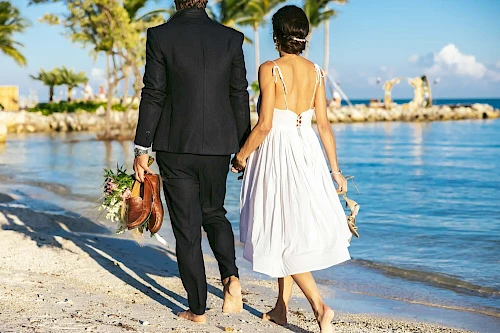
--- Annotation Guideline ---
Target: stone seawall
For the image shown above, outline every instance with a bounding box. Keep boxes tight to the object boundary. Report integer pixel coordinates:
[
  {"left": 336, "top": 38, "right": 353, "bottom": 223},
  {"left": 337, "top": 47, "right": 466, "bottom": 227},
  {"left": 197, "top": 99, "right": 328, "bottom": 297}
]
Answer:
[
  {"left": 324, "top": 103, "right": 500, "bottom": 123},
  {"left": 0, "top": 103, "right": 498, "bottom": 135},
  {"left": 0, "top": 108, "right": 139, "bottom": 134}
]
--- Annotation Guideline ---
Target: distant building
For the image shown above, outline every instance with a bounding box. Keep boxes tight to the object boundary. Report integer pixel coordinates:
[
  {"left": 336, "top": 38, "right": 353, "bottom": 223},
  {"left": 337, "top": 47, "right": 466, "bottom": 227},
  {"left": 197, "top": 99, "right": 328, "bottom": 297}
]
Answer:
[{"left": 0, "top": 86, "right": 19, "bottom": 111}]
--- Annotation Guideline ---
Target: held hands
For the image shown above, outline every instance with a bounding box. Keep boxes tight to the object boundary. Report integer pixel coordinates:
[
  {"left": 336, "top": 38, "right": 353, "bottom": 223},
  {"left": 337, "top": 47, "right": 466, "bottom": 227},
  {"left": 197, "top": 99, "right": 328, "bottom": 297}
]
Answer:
[
  {"left": 333, "top": 172, "right": 348, "bottom": 194},
  {"left": 133, "top": 154, "right": 154, "bottom": 183},
  {"left": 231, "top": 153, "right": 246, "bottom": 180}
]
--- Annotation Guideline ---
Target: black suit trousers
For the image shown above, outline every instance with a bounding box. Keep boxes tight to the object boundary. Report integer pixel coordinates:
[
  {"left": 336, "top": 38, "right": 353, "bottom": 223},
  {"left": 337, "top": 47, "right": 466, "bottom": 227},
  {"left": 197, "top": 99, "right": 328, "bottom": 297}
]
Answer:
[{"left": 156, "top": 152, "right": 239, "bottom": 315}]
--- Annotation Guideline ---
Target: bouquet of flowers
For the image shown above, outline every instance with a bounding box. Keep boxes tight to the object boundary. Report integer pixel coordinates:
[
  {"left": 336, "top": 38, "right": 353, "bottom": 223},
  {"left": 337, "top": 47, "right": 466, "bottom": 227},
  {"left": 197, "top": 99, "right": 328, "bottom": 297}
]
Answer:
[{"left": 99, "top": 156, "right": 156, "bottom": 236}]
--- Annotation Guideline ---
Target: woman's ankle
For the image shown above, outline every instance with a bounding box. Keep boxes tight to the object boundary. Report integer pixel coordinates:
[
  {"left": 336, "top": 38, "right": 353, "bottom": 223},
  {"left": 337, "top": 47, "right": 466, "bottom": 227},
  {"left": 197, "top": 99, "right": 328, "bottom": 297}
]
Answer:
[{"left": 312, "top": 302, "right": 327, "bottom": 319}]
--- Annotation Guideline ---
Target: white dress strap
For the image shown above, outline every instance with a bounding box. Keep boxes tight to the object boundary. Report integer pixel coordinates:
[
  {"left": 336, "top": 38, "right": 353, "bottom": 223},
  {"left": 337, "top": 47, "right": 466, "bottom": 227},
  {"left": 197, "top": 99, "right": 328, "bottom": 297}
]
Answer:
[
  {"left": 310, "top": 64, "right": 326, "bottom": 109},
  {"left": 272, "top": 61, "right": 289, "bottom": 110}
]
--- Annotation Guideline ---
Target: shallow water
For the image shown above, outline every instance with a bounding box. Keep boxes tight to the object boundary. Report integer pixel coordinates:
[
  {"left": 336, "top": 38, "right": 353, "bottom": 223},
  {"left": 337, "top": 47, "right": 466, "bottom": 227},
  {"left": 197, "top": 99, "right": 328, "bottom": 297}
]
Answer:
[{"left": 1, "top": 118, "right": 499, "bottom": 318}]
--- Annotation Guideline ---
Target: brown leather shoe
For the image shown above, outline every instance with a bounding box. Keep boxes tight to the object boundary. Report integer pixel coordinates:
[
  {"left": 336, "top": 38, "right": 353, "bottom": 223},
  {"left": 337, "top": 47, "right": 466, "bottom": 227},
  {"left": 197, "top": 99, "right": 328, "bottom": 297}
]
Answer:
[
  {"left": 127, "top": 178, "right": 153, "bottom": 230},
  {"left": 145, "top": 174, "right": 164, "bottom": 234}
]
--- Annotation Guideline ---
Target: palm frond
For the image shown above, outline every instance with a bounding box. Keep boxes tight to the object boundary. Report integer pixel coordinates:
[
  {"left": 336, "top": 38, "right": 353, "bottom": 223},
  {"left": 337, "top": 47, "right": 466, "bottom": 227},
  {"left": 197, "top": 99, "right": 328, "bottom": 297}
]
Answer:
[
  {"left": 0, "top": 42, "right": 27, "bottom": 66},
  {"left": 135, "top": 7, "right": 174, "bottom": 22},
  {"left": 0, "top": 1, "right": 30, "bottom": 66}
]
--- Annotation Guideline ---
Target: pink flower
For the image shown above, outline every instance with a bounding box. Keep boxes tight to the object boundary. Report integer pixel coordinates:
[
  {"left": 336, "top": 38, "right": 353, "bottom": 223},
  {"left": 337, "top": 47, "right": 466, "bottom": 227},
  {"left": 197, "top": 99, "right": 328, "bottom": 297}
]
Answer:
[
  {"left": 104, "top": 182, "right": 118, "bottom": 195},
  {"left": 121, "top": 188, "right": 132, "bottom": 200}
]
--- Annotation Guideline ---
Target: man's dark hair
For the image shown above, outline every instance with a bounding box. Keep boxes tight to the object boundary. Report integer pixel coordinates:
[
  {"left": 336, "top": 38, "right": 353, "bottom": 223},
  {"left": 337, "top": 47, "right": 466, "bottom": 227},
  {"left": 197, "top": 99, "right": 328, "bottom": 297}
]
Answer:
[{"left": 176, "top": 0, "right": 208, "bottom": 10}]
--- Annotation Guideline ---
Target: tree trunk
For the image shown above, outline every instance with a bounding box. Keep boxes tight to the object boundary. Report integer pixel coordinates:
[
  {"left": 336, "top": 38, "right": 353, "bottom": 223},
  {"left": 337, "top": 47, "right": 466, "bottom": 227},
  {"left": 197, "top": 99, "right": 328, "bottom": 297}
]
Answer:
[
  {"left": 121, "top": 67, "right": 129, "bottom": 107},
  {"left": 104, "top": 53, "right": 113, "bottom": 138},
  {"left": 67, "top": 87, "right": 73, "bottom": 102},
  {"left": 49, "top": 86, "right": 54, "bottom": 102},
  {"left": 119, "top": 55, "right": 142, "bottom": 138},
  {"left": 253, "top": 23, "right": 260, "bottom": 82},
  {"left": 323, "top": 8, "right": 330, "bottom": 75}
]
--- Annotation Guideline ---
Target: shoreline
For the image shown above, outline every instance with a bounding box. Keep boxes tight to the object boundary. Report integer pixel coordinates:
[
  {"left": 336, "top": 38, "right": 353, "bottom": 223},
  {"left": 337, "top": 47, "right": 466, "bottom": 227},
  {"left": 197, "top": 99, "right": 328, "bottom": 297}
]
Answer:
[
  {"left": 1, "top": 185, "right": 499, "bottom": 332},
  {"left": 0, "top": 103, "right": 498, "bottom": 135}
]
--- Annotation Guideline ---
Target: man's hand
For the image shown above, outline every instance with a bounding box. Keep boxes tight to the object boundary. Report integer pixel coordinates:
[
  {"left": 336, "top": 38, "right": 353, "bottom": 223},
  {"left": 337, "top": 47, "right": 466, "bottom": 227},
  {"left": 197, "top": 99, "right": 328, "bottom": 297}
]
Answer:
[{"left": 133, "top": 154, "right": 154, "bottom": 183}]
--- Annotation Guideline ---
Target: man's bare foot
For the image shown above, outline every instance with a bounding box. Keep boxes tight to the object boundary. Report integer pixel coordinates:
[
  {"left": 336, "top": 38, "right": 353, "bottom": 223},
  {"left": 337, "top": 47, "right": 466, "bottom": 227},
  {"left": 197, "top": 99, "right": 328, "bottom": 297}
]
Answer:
[
  {"left": 222, "top": 276, "right": 243, "bottom": 313},
  {"left": 262, "top": 306, "right": 287, "bottom": 325},
  {"left": 316, "top": 304, "right": 335, "bottom": 333},
  {"left": 177, "top": 310, "right": 207, "bottom": 323}
]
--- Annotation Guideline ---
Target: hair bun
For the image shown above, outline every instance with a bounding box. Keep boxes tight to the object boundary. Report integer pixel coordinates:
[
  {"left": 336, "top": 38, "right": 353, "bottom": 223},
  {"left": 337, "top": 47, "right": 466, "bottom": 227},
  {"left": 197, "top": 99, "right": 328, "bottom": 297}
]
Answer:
[{"left": 272, "top": 6, "right": 310, "bottom": 55}]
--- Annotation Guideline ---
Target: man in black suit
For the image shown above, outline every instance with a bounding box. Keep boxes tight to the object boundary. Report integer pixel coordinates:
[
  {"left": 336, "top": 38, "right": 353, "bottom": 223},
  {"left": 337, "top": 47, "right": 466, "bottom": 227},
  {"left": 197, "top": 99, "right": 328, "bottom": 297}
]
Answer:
[{"left": 133, "top": 0, "right": 250, "bottom": 323}]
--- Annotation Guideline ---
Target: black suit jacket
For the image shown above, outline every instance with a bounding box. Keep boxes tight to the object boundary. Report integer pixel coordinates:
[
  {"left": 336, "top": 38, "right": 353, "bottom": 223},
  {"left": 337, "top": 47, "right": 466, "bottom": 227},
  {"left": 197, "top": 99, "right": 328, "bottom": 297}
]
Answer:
[{"left": 134, "top": 8, "right": 251, "bottom": 155}]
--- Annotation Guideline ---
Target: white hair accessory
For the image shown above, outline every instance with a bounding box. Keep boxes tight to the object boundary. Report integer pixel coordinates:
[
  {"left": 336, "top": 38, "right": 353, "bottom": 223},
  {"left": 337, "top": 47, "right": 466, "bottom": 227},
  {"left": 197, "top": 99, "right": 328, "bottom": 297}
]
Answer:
[{"left": 291, "top": 36, "right": 307, "bottom": 43}]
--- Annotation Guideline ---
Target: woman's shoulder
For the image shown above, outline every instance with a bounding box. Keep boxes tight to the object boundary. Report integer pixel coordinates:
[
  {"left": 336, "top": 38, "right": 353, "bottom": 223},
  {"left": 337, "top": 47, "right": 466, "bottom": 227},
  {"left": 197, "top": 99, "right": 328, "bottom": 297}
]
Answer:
[
  {"left": 258, "top": 61, "right": 277, "bottom": 77},
  {"left": 260, "top": 60, "right": 277, "bottom": 69}
]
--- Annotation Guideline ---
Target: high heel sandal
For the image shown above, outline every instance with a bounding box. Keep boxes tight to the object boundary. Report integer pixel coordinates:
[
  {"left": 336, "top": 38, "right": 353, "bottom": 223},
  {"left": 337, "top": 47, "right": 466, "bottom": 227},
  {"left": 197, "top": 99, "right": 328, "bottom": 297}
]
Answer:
[{"left": 340, "top": 176, "right": 360, "bottom": 242}]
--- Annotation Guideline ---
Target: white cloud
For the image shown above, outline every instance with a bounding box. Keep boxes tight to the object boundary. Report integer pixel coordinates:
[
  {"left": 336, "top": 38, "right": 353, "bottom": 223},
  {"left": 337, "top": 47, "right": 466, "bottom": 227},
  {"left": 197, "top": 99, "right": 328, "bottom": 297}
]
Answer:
[
  {"left": 408, "top": 55, "right": 419, "bottom": 63},
  {"left": 411, "top": 44, "right": 500, "bottom": 82},
  {"left": 496, "top": 61, "right": 500, "bottom": 69},
  {"left": 431, "top": 44, "right": 486, "bottom": 78},
  {"left": 380, "top": 65, "right": 388, "bottom": 72}
]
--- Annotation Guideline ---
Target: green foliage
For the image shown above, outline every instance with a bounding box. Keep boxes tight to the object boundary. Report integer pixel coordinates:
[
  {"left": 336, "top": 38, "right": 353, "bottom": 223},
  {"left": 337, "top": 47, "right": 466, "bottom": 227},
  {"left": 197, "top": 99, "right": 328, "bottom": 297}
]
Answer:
[
  {"left": 230, "top": 0, "right": 287, "bottom": 29},
  {"left": 103, "top": 164, "right": 135, "bottom": 198},
  {"left": 251, "top": 80, "right": 260, "bottom": 95},
  {"left": 28, "top": 101, "right": 129, "bottom": 116},
  {"left": 0, "top": 1, "right": 30, "bottom": 66},
  {"left": 30, "top": 68, "right": 64, "bottom": 101},
  {"left": 59, "top": 66, "right": 88, "bottom": 101},
  {"left": 30, "top": 67, "right": 88, "bottom": 102},
  {"left": 30, "top": 68, "right": 63, "bottom": 87},
  {"left": 303, "top": 0, "right": 337, "bottom": 29},
  {"left": 60, "top": 66, "right": 88, "bottom": 88},
  {"left": 124, "top": 0, "right": 174, "bottom": 22},
  {"left": 33, "top": 0, "right": 166, "bottom": 136},
  {"left": 214, "top": 0, "right": 253, "bottom": 44}
]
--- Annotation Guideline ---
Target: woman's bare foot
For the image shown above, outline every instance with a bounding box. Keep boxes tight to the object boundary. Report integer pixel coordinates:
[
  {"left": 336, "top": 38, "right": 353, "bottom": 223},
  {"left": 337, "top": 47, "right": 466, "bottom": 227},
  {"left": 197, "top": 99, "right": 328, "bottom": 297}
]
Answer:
[
  {"left": 177, "top": 310, "right": 207, "bottom": 323},
  {"left": 222, "top": 276, "right": 243, "bottom": 313},
  {"left": 316, "top": 304, "right": 335, "bottom": 333},
  {"left": 262, "top": 305, "right": 288, "bottom": 325}
]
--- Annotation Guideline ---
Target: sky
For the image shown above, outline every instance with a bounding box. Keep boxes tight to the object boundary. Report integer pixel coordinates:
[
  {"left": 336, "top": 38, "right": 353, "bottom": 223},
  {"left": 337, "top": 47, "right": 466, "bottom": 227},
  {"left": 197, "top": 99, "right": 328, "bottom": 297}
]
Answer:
[{"left": 1, "top": 0, "right": 500, "bottom": 102}]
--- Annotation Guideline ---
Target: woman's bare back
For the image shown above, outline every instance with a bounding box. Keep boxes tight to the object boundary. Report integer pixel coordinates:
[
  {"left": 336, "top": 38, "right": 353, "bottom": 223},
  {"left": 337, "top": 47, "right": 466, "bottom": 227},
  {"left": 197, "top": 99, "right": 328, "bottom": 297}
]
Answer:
[{"left": 271, "top": 56, "right": 321, "bottom": 115}]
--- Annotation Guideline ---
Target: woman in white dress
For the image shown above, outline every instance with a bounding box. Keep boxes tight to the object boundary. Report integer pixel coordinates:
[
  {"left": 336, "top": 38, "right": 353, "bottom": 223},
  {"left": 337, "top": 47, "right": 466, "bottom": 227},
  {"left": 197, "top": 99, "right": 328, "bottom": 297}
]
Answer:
[{"left": 231, "top": 5, "right": 352, "bottom": 333}]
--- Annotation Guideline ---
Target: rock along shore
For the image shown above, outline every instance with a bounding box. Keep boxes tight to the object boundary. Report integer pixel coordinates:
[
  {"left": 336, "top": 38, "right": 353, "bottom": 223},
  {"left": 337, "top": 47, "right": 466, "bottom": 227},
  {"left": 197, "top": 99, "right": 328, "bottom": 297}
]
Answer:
[
  {"left": 0, "top": 103, "right": 498, "bottom": 135},
  {"left": 323, "top": 103, "right": 500, "bottom": 123}
]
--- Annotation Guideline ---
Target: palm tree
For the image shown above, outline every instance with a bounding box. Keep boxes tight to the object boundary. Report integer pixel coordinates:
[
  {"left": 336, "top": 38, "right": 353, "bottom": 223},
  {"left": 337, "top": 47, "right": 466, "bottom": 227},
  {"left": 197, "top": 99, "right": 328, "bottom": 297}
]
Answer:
[
  {"left": 30, "top": 69, "right": 63, "bottom": 102},
  {"left": 303, "top": 0, "right": 348, "bottom": 69},
  {"left": 0, "top": 1, "right": 30, "bottom": 66},
  {"left": 59, "top": 67, "right": 88, "bottom": 102},
  {"left": 124, "top": 0, "right": 174, "bottom": 22},
  {"left": 302, "top": 0, "right": 336, "bottom": 59},
  {"left": 215, "top": 0, "right": 253, "bottom": 44},
  {"left": 322, "top": 1, "right": 347, "bottom": 75},
  {"left": 229, "top": 0, "right": 286, "bottom": 80},
  {"left": 121, "top": 0, "right": 173, "bottom": 105}
]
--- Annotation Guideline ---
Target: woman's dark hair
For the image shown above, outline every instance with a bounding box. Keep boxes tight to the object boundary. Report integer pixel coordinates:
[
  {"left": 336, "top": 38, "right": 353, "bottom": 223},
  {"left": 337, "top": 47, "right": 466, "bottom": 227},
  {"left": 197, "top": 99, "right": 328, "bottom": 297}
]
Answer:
[{"left": 272, "top": 5, "right": 309, "bottom": 55}]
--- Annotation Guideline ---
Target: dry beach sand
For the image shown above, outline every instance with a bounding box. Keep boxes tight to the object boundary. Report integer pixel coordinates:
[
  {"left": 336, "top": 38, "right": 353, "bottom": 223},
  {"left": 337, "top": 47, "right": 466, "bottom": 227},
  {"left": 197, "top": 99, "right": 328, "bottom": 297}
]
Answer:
[{"left": 0, "top": 191, "right": 481, "bottom": 333}]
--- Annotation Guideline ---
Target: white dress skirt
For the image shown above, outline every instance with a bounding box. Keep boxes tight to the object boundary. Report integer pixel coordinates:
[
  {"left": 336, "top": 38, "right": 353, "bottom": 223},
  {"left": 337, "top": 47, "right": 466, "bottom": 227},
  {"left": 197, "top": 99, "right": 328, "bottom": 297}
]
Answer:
[{"left": 239, "top": 63, "right": 352, "bottom": 278}]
